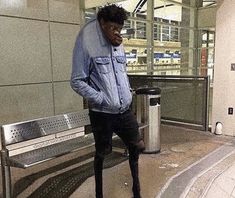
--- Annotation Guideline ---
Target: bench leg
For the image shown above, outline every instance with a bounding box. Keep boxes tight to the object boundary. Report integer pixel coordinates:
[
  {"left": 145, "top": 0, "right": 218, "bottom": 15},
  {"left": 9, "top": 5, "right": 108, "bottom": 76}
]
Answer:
[
  {"left": 123, "top": 148, "right": 129, "bottom": 156},
  {"left": 1, "top": 150, "right": 12, "bottom": 198}
]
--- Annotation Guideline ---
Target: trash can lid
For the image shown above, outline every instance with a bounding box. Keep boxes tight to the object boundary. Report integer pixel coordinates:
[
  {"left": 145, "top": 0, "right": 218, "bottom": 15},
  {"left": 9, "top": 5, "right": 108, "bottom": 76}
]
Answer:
[{"left": 135, "top": 87, "right": 161, "bottom": 95}]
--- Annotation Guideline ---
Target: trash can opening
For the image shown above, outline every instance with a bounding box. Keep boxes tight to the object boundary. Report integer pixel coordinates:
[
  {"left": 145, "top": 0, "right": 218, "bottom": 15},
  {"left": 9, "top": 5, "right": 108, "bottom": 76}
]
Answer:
[{"left": 135, "top": 87, "right": 161, "bottom": 95}]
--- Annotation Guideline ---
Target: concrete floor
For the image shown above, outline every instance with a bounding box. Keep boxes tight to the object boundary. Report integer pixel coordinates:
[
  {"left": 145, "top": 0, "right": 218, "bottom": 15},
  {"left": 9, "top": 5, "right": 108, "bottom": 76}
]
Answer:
[
  {"left": 70, "top": 125, "right": 233, "bottom": 198},
  {"left": 1, "top": 124, "right": 235, "bottom": 198}
]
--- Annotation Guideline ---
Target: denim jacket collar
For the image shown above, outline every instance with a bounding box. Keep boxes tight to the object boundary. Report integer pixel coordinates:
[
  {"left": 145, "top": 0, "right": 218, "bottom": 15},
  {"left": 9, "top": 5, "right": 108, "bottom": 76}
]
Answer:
[{"left": 96, "top": 19, "right": 109, "bottom": 47}]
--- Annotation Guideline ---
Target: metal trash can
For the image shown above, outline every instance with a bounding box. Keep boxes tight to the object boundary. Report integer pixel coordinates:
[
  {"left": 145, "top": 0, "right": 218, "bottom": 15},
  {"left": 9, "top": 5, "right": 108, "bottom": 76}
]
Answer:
[{"left": 135, "top": 87, "right": 161, "bottom": 154}]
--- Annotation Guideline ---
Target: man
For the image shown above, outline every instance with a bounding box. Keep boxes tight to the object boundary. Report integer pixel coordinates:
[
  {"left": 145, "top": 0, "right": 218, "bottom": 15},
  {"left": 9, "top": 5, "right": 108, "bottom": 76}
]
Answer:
[{"left": 71, "top": 4, "right": 144, "bottom": 198}]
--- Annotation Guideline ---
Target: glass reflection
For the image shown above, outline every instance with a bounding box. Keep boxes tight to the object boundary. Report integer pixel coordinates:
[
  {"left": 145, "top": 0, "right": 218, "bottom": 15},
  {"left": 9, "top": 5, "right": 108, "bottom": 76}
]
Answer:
[{"left": 85, "top": 0, "right": 203, "bottom": 76}]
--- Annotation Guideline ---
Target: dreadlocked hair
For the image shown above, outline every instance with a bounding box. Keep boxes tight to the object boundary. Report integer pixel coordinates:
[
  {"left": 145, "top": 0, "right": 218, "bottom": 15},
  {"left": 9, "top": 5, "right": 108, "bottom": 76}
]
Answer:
[{"left": 97, "top": 4, "right": 128, "bottom": 25}]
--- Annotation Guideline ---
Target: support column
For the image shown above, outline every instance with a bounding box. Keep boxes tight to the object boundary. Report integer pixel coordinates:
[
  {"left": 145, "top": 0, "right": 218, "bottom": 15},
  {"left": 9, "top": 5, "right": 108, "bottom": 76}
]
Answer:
[
  {"left": 180, "top": 0, "right": 199, "bottom": 75},
  {"left": 146, "top": 0, "right": 154, "bottom": 75},
  {"left": 79, "top": 0, "right": 85, "bottom": 26}
]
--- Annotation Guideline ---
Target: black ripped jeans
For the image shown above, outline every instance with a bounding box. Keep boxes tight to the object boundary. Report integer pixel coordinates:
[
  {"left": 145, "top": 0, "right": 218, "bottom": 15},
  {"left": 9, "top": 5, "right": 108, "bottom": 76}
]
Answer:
[{"left": 89, "top": 109, "right": 142, "bottom": 198}]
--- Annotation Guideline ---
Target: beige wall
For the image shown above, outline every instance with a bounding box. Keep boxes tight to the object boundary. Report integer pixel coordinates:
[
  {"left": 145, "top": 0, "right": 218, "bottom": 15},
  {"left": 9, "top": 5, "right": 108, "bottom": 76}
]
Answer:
[
  {"left": 0, "top": 0, "right": 83, "bottom": 124},
  {"left": 212, "top": 0, "right": 235, "bottom": 136}
]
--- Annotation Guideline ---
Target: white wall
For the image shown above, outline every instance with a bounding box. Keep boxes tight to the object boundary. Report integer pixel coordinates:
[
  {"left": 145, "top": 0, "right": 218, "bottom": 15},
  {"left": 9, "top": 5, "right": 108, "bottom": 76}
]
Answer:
[{"left": 212, "top": 0, "right": 235, "bottom": 136}]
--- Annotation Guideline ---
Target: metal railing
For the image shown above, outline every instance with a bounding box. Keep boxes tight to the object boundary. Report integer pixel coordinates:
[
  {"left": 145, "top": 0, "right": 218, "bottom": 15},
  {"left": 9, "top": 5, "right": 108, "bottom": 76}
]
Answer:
[{"left": 129, "top": 75, "right": 209, "bottom": 131}]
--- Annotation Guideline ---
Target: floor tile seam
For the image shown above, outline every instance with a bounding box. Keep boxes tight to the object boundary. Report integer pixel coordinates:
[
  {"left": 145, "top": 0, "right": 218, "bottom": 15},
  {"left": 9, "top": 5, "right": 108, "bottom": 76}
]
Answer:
[
  {"left": 155, "top": 144, "right": 235, "bottom": 198},
  {"left": 182, "top": 149, "right": 235, "bottom": 198}
]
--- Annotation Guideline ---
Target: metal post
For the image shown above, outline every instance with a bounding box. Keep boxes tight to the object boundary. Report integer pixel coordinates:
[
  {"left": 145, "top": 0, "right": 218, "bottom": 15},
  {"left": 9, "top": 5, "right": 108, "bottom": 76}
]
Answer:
[
  {"left": 146, "top": 0, "right": 154, "bottom": 75},
  {"left": 136, "top": 93, "right": 142, "bottom": 124},
  {"left": 1, "top": 149, "right": 12, "bottom": 198}
]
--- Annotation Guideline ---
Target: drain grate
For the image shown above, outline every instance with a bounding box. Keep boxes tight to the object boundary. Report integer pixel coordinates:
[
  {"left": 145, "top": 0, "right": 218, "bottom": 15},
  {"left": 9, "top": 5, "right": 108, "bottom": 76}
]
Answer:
[{"left": 26, "top": 152, "right": 127, "bottom": 198}]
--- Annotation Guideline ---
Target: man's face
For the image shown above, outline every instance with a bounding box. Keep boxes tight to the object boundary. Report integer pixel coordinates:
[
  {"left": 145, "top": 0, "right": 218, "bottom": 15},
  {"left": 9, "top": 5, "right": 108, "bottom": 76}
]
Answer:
[{"left": 100, "top": 19, "right": 123, "bottom": 46}]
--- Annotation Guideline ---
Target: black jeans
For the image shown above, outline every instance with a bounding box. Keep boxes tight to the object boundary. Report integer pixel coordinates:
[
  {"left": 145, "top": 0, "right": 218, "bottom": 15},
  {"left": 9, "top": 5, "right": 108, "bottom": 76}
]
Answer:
[{"left": 89, "top": 109, "right": 142, "bottom": 198}]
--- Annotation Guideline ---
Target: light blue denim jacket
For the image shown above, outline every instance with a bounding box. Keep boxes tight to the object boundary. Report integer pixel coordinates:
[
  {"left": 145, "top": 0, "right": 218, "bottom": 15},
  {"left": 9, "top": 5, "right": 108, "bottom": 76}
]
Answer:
[{"left": 70, "top": 19, "right": 132, "bottom": 114}]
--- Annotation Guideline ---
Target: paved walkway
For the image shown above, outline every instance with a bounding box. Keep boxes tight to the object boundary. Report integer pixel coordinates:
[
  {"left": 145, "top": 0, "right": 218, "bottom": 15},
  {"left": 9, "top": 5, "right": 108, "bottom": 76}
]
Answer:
[
  {"left": 158, "top": 143, "right": 235, "bottom": 198},
  {"left": 183, "top": 143, "right": 235, "bottom": 198},
  {"left": 70, "top": 125, "right": 235, "bottom": 198},
  {"left": 1, "top": 124, "right": 235, "bottom": 198}
]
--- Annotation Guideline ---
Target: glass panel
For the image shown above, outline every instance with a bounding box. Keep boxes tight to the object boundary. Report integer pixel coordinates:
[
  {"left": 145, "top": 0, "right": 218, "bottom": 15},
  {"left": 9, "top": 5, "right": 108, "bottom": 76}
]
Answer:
[
  {"left": 152, "top": 50, "right": 198, "bottom": 75},
  {"left": 180, "top": 27, "right": 189, "bottom": 46},
  {"left": 129, "top": 75, "right": 208, "bottom": 130},
  {"left": 116, "top": 0, "right": 148, "bottom": 40},
  {"left": 122, "top": 19, "right": 148, "bottom": 40},
  {"left": 154, "top": 23, "right": 161, "bottom": 41},
  {"left": 198, "top": 30, "right": 215, "bottom": 81},
  {"left": 162, "top": 22, "right": 170, "bottom": 41},
  {"left": 198, "top": 47, "right": 214, "bottom": 80},
  {"left": 83, "top": 1, "right": 209, "bottom": 128},
  {"left": 198, "top": 29, "right": 215, "bottom": 128},
  {"left": 170, "top": 21, "right": 180, "bottom": 42},
  {"left": 152, "top": 49, "right": 181, "bottom": 75},
  {"left": 86, "top": 0, "right": 198, "bottom": 77},
  {"left": 136, "top": 20, "right": 147, "bottom": 39},
  {"left": 153, "top": 41, "right": 196, "bottom": 76},
  {"left": 125, "top": 47, "right": 148, "bottom": 74},
  {"left": 154, "top": 20, "right": 181, "bottom": 42},
  {"left": 180, "top": 48, "right": 197, "bottom": 75},
  {"left": 152, "top": 0, "right": 196, "bottom": 76}
]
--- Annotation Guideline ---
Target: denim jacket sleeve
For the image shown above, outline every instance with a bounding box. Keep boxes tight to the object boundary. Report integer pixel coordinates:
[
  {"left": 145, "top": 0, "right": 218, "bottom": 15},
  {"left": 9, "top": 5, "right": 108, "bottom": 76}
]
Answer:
[{"left": 70, "top": 33, "right": 103, "bottom": 105}]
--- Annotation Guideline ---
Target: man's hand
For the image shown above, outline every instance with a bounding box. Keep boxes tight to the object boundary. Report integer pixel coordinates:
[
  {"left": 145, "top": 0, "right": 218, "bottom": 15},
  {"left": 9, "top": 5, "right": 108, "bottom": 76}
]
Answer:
[{"left": 113, "top": 31, "right": 123, "bottom": 46}]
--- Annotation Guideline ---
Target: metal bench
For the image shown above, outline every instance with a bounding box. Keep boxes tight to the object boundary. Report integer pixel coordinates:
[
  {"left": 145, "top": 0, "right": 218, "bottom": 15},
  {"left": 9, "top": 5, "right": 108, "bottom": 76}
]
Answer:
[
  {"left": 1, "top": 109, "right": 96, "bottom": 198},
  {"left": 1, "top": 88, "right": 159, "bottom": 198}
]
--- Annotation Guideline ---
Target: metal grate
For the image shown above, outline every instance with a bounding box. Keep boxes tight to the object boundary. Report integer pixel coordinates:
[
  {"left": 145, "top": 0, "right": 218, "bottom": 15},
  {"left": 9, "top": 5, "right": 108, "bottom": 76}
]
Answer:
[
  {"left": 2, "top": 109, "right": 90, "bottom": 145},
  {"left": 9, "top": 134, "right": 95, "bottom": 168}
]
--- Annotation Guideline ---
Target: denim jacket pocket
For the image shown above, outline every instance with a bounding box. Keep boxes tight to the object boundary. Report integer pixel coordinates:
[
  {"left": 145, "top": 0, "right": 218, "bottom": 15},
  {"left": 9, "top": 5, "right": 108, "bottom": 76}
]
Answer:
[
  {"left": 94, "top": 57, "right": 111, "bottom": 74},
  {"left": 115, "top": 56, "right": 126, "bottom": 72}
]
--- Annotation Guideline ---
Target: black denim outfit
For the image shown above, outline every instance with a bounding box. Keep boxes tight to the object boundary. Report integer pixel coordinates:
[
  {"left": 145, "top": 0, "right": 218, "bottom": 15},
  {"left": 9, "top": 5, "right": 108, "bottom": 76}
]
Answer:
[{"left": 89, "top": 109, "right": 141, "bottom": 198}]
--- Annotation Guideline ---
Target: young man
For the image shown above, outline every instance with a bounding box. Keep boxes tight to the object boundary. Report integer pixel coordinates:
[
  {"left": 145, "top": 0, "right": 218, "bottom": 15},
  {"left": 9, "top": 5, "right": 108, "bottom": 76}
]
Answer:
[{"left": 71, "top": 4, "right": 144, "bottom": 198}]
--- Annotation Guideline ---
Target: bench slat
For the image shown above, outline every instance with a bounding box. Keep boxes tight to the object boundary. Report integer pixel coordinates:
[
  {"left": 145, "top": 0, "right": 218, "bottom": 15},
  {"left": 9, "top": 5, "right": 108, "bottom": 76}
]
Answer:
[
  {"left": 8, "top": 134, "right": 95, "bottom": 168},
  {"left": 2, "top": 109, "right": 90, "bottom": 145}
]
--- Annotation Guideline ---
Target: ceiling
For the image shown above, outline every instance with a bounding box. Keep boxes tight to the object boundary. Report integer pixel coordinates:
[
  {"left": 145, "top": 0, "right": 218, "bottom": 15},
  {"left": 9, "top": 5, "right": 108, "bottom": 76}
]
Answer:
[
  {"left": 117, "top": 0, "right": 182, "bottom": 21},
  {"left": 116, "top": 0, "right": 217, "bottom": 22}
]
